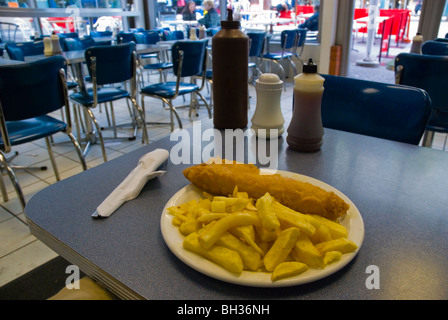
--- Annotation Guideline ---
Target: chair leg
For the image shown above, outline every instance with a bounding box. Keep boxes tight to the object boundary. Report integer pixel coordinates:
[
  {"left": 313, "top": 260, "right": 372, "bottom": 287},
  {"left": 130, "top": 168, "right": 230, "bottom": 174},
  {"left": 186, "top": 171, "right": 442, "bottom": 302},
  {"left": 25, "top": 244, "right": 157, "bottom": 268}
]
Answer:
[
  {"left": 45, "top": 136, "right": 60, "bottom": 181},
  {"left": 164, "top": 98, "right": 183, "bottom": 132},
  {"left": 140, "top": 95, "right": 182, "bottom": 132},
  {"left": 104, "top": 103, "right": 112, "bottom": 127},
  {"left": 196, "top": 91, "right": 212, "bottom": 119},
  {"left": 72, "top": 103, "right": 84, "bottom": 146},
  {"left": 0, "top": 171, "right": 9, "bottom": 203},
  {"left": 66, "top": 131, "right": 88, "bottom": 171},
  {"left": 85, "top": 107, "right": 108, "bottom": 163},
  {"left": 288, "top": 57, "right": 298, "bottom": 77},
  {"left": 268, "top": 60, "right": 286, "bottom": 87},
  {"left": 0, "top": 151, "right": 26, "bottom": 210},
  {"left": 109, "top": 102, "right": 118, "bottom": 139},
  {"left": 128, "top": 97, "right": 149, "bottom": 145},
  {"left": 422, "top": 130, "right": 434, "bottom": 147}
]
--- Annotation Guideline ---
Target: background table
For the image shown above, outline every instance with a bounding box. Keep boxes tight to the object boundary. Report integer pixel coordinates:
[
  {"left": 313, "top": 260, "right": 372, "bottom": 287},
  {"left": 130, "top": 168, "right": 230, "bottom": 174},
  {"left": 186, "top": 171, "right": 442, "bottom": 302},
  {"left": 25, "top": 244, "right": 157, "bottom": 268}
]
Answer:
[{"left": 25, "top": 124, "right": 448, "bottom": 300}]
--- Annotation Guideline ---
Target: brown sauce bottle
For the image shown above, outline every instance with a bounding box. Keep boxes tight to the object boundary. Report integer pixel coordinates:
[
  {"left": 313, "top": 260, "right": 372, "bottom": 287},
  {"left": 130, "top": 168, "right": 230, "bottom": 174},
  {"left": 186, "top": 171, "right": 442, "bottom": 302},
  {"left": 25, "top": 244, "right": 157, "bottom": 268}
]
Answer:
[
  {"left": 287, "top": 59, "right": 325, "bottom": 152},
  {"left": 212, "top": 8, "right": 249, "bottom": 129}
]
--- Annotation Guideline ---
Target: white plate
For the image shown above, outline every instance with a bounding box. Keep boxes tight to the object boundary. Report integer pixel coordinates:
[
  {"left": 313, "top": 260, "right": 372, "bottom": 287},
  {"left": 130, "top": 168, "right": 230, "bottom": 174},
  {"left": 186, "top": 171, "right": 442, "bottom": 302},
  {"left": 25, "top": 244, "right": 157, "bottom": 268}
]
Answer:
[{"left": 160, "top": 170, "right": 364, "bottom": 287}]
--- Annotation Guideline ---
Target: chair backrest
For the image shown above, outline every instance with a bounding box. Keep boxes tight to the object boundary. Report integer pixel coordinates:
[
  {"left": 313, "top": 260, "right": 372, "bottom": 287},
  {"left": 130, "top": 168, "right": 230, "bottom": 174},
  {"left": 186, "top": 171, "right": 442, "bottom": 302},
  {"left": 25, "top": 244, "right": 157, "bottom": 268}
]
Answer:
[
  {"left": 280, "top": 29, "right": 298, "bottom": 51},
  {"left": 433, "top": 37, "right": 448, "bottom": 43},
  {"left": 117, "top": 32, "right": 135, "bottom": 44},
  {"left": 85, "top": 43, "right": 136, "bottom": 86},
  {"left": 321, "top": 74, "right": 432, "bottom": 145},
  {"left": 173, "top": 30, "right": 185, "bottom": 40},
  {"left": 296, "top": 28, "right": 308, "bottom": 48},
  {"left": 58, "top": 32, "right": 79, "bottom": 39},
  {"left": 421, "top": 40, "right": 448, "bottom": 55},
  {"left": 63, "top": 36, "right": 96, "bottom": 51},
  {"left": 5, "top": 41, "right": 44, "bottom": 61},
  {"left": 90, "top": 30, "right": 113, "bottom": 38},
  {"left": 247, "top": 32, "right": 266, "bottom": 58},
  {"left": 395, "top": 52, "right": 448, "bottom": 112},
  {"left": 80, "top": 36, "right": 96, "bottom": 49},
  {"left": 134, "top": 31, "right": 160, "bottom": 44},
  {"left": 58, "top": 32, "right": 79, "bottom": 51},
  {"left": 63, "top": 37, "right": 83, "bottom": 51},
  {"left": 0, "top": 22, "right": 19, "bottom": 43},
  {"left": 171, "top": 40, "right": 207, "bottom": 78},
  {"left": 0, "top": 55, "right": 68, "bottom": 121}
]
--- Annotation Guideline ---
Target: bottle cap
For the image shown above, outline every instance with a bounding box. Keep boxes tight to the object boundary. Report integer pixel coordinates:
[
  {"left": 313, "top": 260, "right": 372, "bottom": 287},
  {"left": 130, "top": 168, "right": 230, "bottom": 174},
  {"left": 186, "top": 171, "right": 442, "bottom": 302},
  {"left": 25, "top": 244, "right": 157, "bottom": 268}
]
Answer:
[
  {"left": 221, "top": 8, "right": 240, "bottom": 29},
  {"left": 303, "top": 58, "right": 317, "bottom": 73}
]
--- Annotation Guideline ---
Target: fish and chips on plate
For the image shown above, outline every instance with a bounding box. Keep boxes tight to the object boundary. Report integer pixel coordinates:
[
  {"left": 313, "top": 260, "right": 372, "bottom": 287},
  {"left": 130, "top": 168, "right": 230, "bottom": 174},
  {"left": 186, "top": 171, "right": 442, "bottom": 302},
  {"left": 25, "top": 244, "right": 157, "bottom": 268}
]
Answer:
[{"left": 161, "top": 158, "right": 364, "bottom": 287}]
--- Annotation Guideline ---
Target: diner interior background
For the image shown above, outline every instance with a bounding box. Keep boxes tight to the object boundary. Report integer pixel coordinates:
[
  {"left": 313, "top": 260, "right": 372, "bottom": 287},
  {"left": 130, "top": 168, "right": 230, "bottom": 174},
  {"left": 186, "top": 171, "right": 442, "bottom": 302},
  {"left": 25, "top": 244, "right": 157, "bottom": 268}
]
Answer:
[{"left": 1, "top": 0, "right": 448, "bottom": 299}]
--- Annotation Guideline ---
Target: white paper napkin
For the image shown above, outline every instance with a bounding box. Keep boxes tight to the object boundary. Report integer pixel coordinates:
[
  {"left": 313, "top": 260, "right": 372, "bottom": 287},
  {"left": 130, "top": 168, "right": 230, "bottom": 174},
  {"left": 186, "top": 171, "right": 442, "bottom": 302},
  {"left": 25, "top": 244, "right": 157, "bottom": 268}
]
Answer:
[{"left": 92, "top": 148, "right": 169, "bottom": 218}]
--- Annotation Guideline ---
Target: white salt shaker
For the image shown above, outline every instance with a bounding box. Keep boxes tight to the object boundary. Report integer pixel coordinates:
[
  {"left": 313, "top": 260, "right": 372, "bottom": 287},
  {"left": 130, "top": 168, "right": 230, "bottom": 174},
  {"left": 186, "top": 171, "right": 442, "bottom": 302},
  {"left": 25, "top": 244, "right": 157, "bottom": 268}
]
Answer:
[{"left": 251, "top": 73, "right": 285, "bottom": 138}]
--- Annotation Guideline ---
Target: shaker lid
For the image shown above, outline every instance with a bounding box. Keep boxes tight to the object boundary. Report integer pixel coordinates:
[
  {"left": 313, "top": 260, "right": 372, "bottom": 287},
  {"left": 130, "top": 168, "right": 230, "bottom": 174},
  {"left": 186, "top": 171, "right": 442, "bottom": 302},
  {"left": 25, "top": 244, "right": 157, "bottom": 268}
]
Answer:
[
  {"left": 256, "top": 73, "right": 283, "bottom": 90},
  {"left": 221, "top": 8, "right": 240, "bottom": 29},
  {"left": 303, "top": 58, "right": 318, "bottom": 73}
]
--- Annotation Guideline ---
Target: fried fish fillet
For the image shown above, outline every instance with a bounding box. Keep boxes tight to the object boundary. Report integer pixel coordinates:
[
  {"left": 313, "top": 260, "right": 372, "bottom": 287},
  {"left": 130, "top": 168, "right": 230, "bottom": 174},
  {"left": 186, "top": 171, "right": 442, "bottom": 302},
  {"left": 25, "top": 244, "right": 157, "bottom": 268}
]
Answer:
[{"left": 183, "top": 161, "right": 349, "bottom": 221}]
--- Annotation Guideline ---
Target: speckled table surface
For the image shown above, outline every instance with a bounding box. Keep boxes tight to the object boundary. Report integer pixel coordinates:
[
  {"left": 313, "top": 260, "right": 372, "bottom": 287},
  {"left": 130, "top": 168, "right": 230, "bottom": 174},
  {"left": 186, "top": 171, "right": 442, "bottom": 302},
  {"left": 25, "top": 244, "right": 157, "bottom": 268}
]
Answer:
[{"left": 25, "top": 126, "right": 448, "bottom": 300}]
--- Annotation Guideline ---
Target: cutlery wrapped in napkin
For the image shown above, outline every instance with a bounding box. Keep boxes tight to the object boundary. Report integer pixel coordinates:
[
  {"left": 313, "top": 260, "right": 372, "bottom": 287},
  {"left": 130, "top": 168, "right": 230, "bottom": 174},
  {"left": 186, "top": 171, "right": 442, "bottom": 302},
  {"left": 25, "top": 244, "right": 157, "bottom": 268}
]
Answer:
[{"left": 92, "top": 148, "right": 169, "bottom": 218}]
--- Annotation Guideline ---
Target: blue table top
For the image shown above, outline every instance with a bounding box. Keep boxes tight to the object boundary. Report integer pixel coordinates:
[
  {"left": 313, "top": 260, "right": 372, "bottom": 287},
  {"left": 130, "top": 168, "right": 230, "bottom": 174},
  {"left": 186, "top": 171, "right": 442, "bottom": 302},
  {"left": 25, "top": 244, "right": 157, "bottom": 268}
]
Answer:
[{"left": 25, "top": 123, "right": 448, "bottom": 300}]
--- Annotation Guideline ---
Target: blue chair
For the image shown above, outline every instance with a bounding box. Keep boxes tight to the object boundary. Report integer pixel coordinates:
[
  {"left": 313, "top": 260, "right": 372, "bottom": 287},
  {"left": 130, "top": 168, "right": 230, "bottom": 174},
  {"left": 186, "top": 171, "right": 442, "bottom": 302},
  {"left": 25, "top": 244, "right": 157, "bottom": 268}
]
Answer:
[
  {"left": 134, "top": 31, "right": 160, "bottom": 59},
  {"left": 90, "top": 30, "right": 113, "bottom": 38},
  {"left": 134, "top": 31, "right": 160, "bottom": 45},
  {"left": 5, "top": 41, "right": 44, "bottom": 61},
  {"left": 5, "top": 41, "right": 78, "bottom": 90},
  {"left": 295, "top": 28, "right": 308, "bottom": 65},
  {"left": 321, "top": 74, "right": 432, "bottom": 145},
  {"left": 58, "top": 32, "right": 79, "bottom": 51},
  {"left": 395, "top": 52, "right": 448, "bottom": 147},
  {"left": 89, "top": 31, "right": 112, "bottom": 46},
  {"left": 421, "top": 40, "right": 448, "bottom": 55},
  {"left": 140, "top": 40, "right": 211, "bottom": 131},
  {"left": 135, "top": 31, "right": 173, "bottom": 85},
  {"left": 433, "top": 37, "right": 448, "bottom": 43},
  {"left": 160, "top": 29, "right": 184, "bottom": 41},
  {"left": 62, "top": 36, "right": 96, "bottom": 51},
  {"left": 0, "top": 22, "right": 19, "bottom": 43},
  {"left": 0, "top": 56, "right": 87, "bottom": 209},
  {"left": 117, "top": 32, "right": 136, "bottom": 44},
  {"left": 247, "top": 32, "right": 266, "bottom": 83},
  {"left": 263, "top": 29, "right": 300, "bottom": 88},
  {"left": 70, "top": 43, "right": 149, "bottom": 162}
]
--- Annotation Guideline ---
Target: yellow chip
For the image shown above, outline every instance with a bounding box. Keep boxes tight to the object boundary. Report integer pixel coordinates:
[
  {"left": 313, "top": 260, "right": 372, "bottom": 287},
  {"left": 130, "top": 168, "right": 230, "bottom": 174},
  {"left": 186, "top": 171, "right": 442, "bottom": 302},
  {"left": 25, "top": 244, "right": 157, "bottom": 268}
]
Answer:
[
  {"left": 256, "top": 193, "right": 280, "bottom": 232},
  {"left": 271, "top": 262, "right": 308, "bottom": 281},
  {"left": 263, "top": 227, "right": 300, "bottom": 272}
]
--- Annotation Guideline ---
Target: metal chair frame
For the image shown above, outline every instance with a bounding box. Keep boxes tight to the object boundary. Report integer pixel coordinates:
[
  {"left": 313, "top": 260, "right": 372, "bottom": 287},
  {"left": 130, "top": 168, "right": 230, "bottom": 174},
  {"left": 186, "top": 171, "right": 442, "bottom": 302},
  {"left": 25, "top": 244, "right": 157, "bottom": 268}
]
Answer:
[
  {"left": 0, "top": 58, "right": 87, "bottom": 209},
  {"left": 263, "top": 29, "right": 300, "bottom": 89},
  {"left": 140, "top": 41, "right": 211, "bottom": 131},
  {"left": 71, "top": 44, "right": 149, "bottom": 162},
  {"left": 0, "top": 22, "right": 19, "bottom": 43}
]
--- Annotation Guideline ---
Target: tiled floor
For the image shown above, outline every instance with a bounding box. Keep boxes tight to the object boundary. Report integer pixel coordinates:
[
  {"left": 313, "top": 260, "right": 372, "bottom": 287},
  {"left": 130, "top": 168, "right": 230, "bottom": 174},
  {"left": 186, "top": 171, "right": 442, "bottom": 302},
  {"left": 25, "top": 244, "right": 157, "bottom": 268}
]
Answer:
[
  {"left": 1, "top": 37, "right": 447, "bottom": 291},
  {"left": 0, "top": 70, "right": 218, "bottom": 287}
]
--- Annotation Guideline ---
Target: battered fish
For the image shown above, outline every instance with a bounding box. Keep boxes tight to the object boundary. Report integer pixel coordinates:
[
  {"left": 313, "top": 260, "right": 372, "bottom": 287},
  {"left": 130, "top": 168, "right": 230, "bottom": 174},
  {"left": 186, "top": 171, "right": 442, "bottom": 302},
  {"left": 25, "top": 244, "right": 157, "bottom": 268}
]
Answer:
[{"left": 183, "top": 161, "right": 349, "bottom": 221}]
